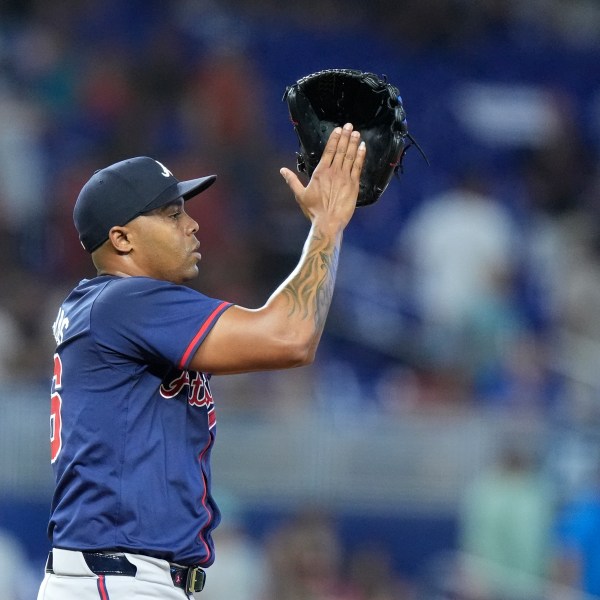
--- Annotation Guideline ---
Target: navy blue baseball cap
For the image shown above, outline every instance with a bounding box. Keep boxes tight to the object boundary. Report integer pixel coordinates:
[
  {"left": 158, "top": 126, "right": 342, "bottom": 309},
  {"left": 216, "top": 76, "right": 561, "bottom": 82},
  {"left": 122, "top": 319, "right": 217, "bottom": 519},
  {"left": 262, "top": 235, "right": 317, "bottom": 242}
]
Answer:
[{"left": 74, "top": 156, "right": 217, "bottom": 252}]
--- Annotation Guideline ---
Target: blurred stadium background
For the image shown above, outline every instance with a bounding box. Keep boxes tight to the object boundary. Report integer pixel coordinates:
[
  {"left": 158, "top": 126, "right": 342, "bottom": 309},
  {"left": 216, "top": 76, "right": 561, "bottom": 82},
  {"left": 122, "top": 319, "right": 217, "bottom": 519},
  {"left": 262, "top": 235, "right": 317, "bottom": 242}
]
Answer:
[{"left": 1, "top": 0, "right": 600, "bottom": 598}]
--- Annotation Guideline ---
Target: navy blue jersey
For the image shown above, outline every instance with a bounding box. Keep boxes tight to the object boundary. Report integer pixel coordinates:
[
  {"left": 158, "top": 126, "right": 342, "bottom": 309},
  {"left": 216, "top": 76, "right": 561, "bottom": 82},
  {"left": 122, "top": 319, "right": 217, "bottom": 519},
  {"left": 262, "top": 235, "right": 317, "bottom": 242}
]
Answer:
[{"left": 48, "top": 275, "right": 231, "bottom": 566}]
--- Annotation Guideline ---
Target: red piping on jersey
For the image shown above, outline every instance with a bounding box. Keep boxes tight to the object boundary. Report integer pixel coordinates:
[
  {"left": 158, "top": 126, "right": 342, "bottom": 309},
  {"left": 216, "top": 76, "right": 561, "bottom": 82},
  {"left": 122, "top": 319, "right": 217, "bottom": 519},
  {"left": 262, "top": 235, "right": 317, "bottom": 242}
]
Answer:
[
  {"left": 196, "top": 433, "right": 214, "bottom": 563},
  {"left": 178, "top": 301, "right": 231, "bottom": 369},
  {"left": 97, "top": 575, "right": 110, "bottom": 600}
]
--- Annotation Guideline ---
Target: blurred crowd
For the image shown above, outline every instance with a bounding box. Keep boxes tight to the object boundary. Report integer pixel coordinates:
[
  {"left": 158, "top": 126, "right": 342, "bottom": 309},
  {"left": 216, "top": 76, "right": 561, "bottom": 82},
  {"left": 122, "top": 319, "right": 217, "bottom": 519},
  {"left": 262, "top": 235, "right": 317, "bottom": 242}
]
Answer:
[
  {"left": 196, "top": 446, "right": 600, "bottom": 600},
  {"left": 1, "top": 0, "right": 600, "bottom": 598},
  {"left": 0, "top": 0, "right": 599, "bottom": 420}
]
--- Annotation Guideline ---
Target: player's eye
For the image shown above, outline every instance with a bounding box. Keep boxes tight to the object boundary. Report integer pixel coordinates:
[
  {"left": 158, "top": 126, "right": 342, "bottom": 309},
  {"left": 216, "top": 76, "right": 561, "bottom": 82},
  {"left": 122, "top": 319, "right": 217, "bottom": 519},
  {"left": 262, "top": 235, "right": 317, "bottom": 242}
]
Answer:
[{"left": 170, "top": 211, "right": 182, "bottom": 220}]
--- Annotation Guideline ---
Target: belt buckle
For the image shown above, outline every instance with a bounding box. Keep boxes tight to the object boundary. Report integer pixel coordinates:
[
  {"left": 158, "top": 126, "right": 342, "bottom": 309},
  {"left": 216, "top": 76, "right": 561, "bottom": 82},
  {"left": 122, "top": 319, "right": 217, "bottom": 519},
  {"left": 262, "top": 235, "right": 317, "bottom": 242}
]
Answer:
[{"left": 186, "top": 566, "right": 206, "bottom": 593}]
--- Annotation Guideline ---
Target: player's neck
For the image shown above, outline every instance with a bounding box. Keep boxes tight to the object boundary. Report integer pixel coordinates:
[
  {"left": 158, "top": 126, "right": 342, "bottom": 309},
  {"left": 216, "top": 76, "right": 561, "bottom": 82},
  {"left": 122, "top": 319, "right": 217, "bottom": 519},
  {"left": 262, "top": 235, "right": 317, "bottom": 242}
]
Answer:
[{"left": 96, "top": 270, "right": 130, "bottom": 278}]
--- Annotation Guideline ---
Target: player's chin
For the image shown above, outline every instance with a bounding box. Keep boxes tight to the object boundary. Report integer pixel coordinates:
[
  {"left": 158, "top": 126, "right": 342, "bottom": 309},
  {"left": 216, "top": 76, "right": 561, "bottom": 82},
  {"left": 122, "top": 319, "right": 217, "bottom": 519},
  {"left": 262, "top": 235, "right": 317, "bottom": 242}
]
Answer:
[{"left": 180, "top": 263, "right": 200, "bottom": 282}]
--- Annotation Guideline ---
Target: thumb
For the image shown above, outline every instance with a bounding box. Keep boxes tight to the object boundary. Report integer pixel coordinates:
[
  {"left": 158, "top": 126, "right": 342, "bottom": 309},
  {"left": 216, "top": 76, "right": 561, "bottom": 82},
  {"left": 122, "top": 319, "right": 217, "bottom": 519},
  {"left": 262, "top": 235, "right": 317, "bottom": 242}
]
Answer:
[{"left": 280, "top": 167, "right": 305, "bottom": 197}]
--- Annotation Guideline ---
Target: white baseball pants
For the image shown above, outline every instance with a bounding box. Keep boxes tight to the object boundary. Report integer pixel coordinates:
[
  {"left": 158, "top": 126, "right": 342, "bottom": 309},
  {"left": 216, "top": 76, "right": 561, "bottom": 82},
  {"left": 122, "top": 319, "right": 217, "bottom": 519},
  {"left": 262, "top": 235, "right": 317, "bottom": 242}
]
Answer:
[{"left": 37, "top": 548, "right": 193, "bottom": 600}]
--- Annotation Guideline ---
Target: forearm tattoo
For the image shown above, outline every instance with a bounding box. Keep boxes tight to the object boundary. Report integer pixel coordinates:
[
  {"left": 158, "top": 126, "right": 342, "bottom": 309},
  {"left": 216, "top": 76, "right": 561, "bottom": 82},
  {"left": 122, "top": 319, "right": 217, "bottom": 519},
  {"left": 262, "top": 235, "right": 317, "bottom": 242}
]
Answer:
[{"left": 282, "top": 228, "right": 340, "bottom": 331}]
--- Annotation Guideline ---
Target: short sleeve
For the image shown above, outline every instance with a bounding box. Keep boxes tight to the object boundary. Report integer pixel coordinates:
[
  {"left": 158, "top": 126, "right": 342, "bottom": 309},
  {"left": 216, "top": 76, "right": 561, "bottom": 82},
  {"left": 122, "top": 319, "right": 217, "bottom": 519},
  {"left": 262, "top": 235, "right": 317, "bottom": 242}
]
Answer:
[{"left": 91, "top": 277, "right": 231, "bottom": 369}]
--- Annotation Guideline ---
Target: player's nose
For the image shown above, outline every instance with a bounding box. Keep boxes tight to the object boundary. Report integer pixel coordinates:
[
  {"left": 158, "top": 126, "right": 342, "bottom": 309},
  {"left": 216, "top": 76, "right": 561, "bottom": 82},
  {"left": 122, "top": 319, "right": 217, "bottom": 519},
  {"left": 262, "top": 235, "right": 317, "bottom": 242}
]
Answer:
[{"left": 186, "top": 213, "right": 199, "bottom": 234}]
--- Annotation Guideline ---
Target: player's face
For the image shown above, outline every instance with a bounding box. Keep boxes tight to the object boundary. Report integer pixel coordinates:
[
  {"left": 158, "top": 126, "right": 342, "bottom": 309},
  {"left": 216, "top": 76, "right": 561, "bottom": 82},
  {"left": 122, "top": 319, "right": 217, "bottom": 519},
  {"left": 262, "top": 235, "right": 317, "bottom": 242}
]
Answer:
[{"left": 127, "top": 199, "right": 202, "bottom": 283}]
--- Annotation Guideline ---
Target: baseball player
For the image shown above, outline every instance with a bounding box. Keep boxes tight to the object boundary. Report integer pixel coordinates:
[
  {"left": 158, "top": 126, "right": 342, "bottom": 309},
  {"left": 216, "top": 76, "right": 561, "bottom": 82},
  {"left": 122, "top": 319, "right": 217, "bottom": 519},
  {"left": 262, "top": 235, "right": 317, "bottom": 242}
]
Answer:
[{"left": 37, "top": 123, "right": 365, "bottom": 600}]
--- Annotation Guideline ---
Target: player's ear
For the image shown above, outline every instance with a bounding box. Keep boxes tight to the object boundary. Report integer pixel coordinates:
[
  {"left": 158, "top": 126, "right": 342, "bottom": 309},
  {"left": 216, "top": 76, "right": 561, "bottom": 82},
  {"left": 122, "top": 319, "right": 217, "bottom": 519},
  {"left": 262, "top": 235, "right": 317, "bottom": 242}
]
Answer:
[{"left": 107, "top": 226, "right": 133, "bottom": 253}]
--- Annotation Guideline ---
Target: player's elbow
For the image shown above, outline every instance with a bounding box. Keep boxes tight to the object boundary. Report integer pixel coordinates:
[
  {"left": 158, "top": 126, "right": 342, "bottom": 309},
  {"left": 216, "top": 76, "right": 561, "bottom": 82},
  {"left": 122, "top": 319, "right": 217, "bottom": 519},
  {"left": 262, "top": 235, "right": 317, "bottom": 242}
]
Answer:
[{"left": 276, "top": 336, "right": 316, "bottom": 368}]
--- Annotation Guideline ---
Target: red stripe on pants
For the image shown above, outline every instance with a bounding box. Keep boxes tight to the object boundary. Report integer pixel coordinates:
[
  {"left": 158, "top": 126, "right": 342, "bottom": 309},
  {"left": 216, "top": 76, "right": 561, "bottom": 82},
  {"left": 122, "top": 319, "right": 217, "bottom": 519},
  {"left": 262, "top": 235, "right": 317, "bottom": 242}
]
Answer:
[{"left": 97, "top": 575, "right": 110, "bottom": 600}]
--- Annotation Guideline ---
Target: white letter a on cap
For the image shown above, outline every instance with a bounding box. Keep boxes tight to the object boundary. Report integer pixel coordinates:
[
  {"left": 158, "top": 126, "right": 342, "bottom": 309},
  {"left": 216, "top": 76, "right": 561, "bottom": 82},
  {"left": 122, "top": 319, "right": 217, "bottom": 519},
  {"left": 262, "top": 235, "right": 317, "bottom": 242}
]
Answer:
[{"left": 154, "top": 160, "right": 173, "bottom": 178}]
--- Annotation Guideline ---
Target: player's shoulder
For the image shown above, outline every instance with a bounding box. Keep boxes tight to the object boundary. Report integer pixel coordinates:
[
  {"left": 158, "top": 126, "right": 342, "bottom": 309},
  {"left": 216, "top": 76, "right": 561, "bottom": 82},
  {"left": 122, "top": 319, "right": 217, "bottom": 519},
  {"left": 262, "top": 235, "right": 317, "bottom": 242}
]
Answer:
[
  {"left": 92, "top": 276, "right": 209, "bottom": 317},
  {"left": 97, "top": 275, "right": 196, "bottom": 299}
]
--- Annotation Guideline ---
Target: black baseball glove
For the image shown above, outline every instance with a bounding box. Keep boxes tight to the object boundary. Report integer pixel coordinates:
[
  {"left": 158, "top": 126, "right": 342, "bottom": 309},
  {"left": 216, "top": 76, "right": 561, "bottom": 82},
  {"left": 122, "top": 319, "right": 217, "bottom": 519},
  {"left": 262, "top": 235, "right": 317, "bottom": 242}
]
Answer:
[{"left": 283, "top": 68, "right": 424, "bottom": 207}]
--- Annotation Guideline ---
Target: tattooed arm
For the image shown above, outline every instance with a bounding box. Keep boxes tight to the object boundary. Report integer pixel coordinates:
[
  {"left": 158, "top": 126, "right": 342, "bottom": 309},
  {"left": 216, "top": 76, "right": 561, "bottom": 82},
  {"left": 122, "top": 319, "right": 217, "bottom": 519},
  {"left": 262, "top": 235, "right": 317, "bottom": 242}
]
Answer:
[{"left": 190, "top": 124, "right": 365, "bottom": 375}]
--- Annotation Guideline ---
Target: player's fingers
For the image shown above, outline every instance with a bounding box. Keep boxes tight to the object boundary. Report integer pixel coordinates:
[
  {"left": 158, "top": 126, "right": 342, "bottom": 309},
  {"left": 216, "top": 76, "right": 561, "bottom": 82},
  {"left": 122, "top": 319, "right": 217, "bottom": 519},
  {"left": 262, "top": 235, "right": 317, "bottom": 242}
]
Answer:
[
  {"left": 331, "top": 123, "right": 354, "bottom": 168},
  {"left": 280, "top": 168, "right": 312, "bottom": 220},
  {"left": 320, "top": 126, "right": 343, "bottom": 167},
  {"left": 341, "top": 130, "right": 362, "bottom": 172},
  {"left": 351, "top": 140, "right": 367, "bottom": 180},
  {"left": 279, "top": 167, "right": 305, "bottom": 198}
]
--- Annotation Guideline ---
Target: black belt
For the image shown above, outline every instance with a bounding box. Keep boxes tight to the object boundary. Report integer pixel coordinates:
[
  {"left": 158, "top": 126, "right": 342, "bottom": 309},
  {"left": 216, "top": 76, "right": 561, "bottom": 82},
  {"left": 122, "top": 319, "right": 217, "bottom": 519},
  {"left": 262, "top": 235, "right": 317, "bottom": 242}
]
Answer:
[{"left": 45, "top": 550, "right": 206, "bottom": 593}]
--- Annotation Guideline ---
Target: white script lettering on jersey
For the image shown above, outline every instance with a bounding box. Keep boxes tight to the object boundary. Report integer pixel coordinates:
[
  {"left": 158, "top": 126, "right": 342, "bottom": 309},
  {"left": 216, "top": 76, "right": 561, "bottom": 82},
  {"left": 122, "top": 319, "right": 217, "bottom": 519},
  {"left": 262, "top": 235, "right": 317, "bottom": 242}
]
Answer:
[
  {"left": 160, "top": 371, "right": 213, "bottom": 407},
  {"left": 52, "top": 308, "right": 70, "bottom": 345},
  {"left": 154, "top": 160, "right": 173, "bottom": 178},
  {"left": 160, "top": 371, "right": 216, "bottom": 428}
]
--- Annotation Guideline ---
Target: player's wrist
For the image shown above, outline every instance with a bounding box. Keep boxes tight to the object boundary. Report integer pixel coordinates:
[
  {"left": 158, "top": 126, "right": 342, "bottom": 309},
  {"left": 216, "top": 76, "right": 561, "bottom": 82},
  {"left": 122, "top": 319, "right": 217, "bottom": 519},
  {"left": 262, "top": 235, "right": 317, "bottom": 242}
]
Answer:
[{"left": 310, "top": 216, "right": 347, "bottom": 238}]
